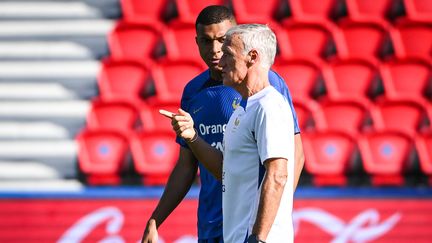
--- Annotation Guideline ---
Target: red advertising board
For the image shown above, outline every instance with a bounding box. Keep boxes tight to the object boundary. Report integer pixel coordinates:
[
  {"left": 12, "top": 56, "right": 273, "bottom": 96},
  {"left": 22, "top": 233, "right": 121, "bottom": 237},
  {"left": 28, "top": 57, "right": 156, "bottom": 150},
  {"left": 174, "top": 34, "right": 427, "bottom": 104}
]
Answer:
[{"left": 0, "top": 197, "right": 431, "bottom": 242}]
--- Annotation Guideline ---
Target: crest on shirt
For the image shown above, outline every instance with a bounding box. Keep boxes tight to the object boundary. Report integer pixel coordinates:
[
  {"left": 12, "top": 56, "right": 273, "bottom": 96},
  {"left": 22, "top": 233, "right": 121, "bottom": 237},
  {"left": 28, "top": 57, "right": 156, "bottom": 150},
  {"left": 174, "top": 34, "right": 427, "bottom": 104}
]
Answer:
[
  {"left": 232, "top": 98, "right": 241, "bottom": 110},
  {"left": 234, "top": 117, "right": 240, "bottom": 126}
]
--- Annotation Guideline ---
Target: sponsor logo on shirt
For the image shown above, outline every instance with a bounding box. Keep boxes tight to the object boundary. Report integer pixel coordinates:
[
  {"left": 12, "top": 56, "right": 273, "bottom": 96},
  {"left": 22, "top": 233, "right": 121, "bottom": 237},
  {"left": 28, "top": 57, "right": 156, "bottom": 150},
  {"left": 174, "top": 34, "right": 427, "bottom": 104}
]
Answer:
[{"left": 198, "top": 123, "right": 226, "bottom": 135}]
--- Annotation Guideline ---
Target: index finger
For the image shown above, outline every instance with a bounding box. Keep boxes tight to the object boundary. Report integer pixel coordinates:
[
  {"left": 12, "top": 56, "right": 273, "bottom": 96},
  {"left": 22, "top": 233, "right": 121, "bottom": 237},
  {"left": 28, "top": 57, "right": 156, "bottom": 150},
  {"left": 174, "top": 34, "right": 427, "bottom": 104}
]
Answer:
[{"left": 159, "top": 109, "right": 175, "bottom": 119}]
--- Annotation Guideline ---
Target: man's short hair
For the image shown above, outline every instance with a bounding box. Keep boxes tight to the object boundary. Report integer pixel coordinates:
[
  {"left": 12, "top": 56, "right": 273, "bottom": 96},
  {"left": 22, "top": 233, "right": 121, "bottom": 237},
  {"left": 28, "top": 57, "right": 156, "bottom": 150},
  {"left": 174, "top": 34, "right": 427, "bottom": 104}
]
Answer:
[
  {"left": 226, "top": 24, "right": 277, "bottom": 69},
  {"left": 195, "top": 5, "right": 236, "bottom": 29}
]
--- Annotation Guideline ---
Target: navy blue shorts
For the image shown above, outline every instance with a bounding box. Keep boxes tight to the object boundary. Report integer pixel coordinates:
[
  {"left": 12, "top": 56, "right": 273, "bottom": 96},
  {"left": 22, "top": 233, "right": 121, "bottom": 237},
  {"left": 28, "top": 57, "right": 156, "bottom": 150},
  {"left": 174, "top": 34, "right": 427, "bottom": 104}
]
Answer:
[{"left": 198, "top": 236, "right": 223, "bottom": 243}]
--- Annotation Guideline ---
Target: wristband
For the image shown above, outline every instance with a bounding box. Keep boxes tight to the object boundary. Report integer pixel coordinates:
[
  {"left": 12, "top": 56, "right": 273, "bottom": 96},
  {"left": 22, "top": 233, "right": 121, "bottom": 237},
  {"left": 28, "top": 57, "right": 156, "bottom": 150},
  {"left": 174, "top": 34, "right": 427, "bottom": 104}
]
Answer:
[
  {"left": 187, "top": 129, "right": 198, "bottom": 143},
  {"left": 247, "top": 234, "right": 266, "bottom": 243}
]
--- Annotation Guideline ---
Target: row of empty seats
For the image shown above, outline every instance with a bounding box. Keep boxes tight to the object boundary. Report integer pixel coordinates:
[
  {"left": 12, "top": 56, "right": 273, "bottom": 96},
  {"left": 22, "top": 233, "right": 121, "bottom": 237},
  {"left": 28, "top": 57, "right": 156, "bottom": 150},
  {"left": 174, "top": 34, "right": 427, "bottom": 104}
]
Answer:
[
  {"left": 98, "top": 58, "right": 206, "bottom": 103},
  {"left": 120, "top": 0, "right": 432, "bottom": 25},
  {"left": 76, "top": 128, "right": 432, "bottom": 187},
  {"left": 302, "top": 130, "right": 432, "bottom": 186},
  {"left": 297, "top": 98, "right": 431, "bottom": 137},
  {"left": 108, "top": 18, "right": 432, "bottom": 65},
  {"left": 85, "top": 97, "right": 432, "bottom": 139},
  {"left": 78, "top": 95, "right": 432, "bottom": 186},
  {"left": 77, "top": 129, "right": 178, "bottom": 185},
  {"left": 97, "top": 57, "right": 432, "bottom": 118}
]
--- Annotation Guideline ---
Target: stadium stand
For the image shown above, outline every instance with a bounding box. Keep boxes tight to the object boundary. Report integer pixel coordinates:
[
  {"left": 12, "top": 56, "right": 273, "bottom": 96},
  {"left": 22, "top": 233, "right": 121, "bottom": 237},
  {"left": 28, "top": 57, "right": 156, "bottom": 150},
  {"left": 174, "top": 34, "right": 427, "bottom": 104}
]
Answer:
[
  {"left": 0, "top": 0, "right": 118, "bottom": 186},
  {"left": 2, "top": 2, "right": 432, "bottom": 242},
  {"left": 1, "top": 0, "right": 431, "bottom": 188}
]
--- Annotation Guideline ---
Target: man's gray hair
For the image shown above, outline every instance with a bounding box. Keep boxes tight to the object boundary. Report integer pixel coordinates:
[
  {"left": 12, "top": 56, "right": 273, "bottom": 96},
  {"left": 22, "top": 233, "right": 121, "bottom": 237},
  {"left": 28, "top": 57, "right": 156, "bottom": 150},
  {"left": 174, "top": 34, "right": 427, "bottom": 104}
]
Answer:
[{"left": 225, "top": 24, "right": 277, "bottom": 69}]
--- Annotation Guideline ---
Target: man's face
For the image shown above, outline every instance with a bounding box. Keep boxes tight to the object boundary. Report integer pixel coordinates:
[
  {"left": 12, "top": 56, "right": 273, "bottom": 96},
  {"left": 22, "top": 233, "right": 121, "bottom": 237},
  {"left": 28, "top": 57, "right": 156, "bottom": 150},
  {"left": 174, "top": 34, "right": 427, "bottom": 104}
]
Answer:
[
  {"left": 196, "top": 20, "right": 234, "bottom": 77},
  {"left": 219, "top": 34, "right": 249, "bottom": 88}
]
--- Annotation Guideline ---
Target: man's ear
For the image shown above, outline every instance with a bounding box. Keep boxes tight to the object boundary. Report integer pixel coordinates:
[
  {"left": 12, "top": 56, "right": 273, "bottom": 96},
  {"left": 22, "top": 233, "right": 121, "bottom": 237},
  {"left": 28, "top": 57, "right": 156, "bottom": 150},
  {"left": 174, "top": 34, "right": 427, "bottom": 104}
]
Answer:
[{"left": 247, "top": 49, "right": 259, "bottom": 67}]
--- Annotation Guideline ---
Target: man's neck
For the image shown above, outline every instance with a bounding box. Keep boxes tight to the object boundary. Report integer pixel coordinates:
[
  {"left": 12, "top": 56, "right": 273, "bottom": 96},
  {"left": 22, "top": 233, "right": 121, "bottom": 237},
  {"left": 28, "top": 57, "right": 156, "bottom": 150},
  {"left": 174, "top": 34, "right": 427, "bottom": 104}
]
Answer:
[
  {"left": 209, "top": 69, "right": 223, "bottom": 82},
  {"left": 241, "top": 69, "right": 270, "bottom": 98}
]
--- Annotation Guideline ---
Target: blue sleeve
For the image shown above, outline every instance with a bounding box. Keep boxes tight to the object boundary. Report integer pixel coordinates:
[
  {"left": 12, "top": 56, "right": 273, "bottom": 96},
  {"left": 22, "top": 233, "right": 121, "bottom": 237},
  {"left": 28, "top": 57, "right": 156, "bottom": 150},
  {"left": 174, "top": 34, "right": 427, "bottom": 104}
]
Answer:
[
  {"left": 269, "top": 70, "right": 301, "bottom": 134},
  {"left": 175, "top": 85, "right": 191, "bottom": 148},
  {"left": 175, "top": 70, "right": 210, "bottom": 147}
]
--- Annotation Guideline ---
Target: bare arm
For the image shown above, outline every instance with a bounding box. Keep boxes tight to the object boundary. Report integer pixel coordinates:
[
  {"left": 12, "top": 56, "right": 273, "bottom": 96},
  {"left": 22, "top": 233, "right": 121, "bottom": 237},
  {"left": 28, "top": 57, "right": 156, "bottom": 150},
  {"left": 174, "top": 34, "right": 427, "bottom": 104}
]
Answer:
[
  {"left": 252, "top": 158, "right": 288, "bottom": 241},
  {"left": 293, "top": 134, "right": 304, "bottom": 191},
  {"left": 160, "top": 109, "right": 224, "bottom": 180},
  {"left": 141, "top": 147, "right": 198, "bottom": 243}
]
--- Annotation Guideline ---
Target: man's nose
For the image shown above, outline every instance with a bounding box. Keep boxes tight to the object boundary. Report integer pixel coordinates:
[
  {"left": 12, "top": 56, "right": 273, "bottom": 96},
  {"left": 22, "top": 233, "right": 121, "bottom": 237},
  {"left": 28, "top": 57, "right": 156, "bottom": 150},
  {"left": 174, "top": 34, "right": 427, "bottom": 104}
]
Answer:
[{"left": 211, "top": 41, "right": 221, "bottom": 54}]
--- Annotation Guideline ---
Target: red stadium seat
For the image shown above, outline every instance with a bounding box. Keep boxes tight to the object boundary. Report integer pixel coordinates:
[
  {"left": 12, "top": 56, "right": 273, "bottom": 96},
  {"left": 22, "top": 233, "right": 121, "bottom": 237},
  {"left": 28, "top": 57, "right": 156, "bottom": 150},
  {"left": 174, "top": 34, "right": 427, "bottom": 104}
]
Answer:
[
  {"left": 130, "top": 131, "right": 179, "bottom": 185},
  {"left": 108, "top": 21, "right": 162, "bottom": 61},
  {"left": 231, "top": 0, "right": 280, "bottom": 23},
  {"left": 86, "top": 100, "right": 140, "bottom": 134},
  {"left": 139, "top": 100, "right": 180, "bottom": 133},
  {"left": 120, "top": 0, "right": 169, "bottom": 24},
  {"left": 272, "top": 58, "right": 321, "bottom": 100},
  {"left": 293, "top": 98, "right": 319, "bottom": 131},
  {"left": 370, "top": 99, "right": 427, "bottom": 137},
  {"left": 174, "top": 0, "right": 226, "bottom": 23},
  {"left": 303, "top": 131, "right": 356, "bottom": 186},
  {"left": 321, "top": 58, "right": 378, "bottom": 102},
  {"left": 415, "top": 132, "right": 432, "bottom": 184},
  {"left": 333, "top": 19, "right": 390, "bottom": 63},
  {"left": 389, "top": 20, "right": 432, "bottom": 61},
  {"left": 77, "top": 130, "right": 129, "bottom": 185},
  {"left": 151, "top": 59, "right": 206, "bottom": 102},
  {"left": 379, "top": 58, "right": 432, "bottom": 102},
  {"left": 97, "top": 59, "right": 150, "bottom": 104},
  {"left": 345, "top": 0, "right": 395, "bottom": 24},
  {"left": 426, "top": 102, "right": 432, "bottom": 128},
  {"left": 314, "top": 99, "right": 370, "bottom": 136},
  {"left": 276, "top": 20, "right": 336, "bottom": 62},
  {"left": 358, "top": 131, "right": 413, "bottom": 186},
  {"left": 162, "top": 22, "right": 203, "bottom": 63},
  {"left": 403, "top": 0, "right": 432, "bottom": 22},
  {"left": 288, "top": 0, "right": 339, "bottom": 22}
]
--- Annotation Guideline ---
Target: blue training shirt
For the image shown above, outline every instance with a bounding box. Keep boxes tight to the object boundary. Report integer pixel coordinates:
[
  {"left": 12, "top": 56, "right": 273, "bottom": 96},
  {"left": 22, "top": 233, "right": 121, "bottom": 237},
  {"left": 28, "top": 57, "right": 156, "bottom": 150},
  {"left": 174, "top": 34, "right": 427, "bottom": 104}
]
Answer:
[{"left": 177, "top": 69, "right": 300, "bottom": 240}]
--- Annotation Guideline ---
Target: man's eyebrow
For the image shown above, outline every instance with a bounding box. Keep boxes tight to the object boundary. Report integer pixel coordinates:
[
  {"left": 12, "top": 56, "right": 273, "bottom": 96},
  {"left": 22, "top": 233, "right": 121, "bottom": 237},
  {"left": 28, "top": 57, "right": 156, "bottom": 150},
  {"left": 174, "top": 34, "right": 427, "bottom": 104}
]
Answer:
[{"left": 199, "top": 33, "right": 226, "bottom": 40}]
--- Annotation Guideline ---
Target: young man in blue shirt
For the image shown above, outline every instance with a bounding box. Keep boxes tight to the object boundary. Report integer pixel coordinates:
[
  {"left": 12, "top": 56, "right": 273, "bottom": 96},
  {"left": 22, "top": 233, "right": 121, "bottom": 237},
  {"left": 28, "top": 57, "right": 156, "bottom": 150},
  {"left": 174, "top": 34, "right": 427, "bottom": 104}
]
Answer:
[{"left": 141, "top": 6, "right": 304, "bottom": 243}]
